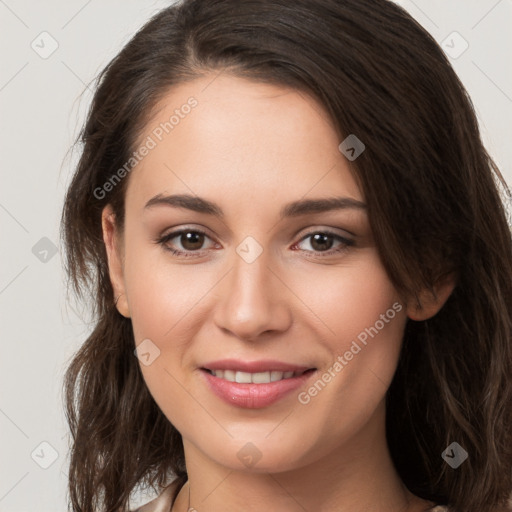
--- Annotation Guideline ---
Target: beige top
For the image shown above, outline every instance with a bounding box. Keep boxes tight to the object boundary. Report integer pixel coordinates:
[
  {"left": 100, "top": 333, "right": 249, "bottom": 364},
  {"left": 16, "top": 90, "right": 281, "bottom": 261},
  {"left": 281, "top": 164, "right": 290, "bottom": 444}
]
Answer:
[
  {"left": 132, "top": 481, "right": 177, "bottom": 512},
  {"left": 131, "top": 482, "right": 450, "bottom": 512}
]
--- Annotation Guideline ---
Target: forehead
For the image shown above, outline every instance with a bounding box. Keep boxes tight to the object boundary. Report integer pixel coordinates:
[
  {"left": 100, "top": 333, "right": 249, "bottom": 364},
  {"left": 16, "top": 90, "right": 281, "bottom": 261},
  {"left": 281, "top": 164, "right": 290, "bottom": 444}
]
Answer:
[{"left": 126, "top": 73, "right": 363, "bottom": 212}]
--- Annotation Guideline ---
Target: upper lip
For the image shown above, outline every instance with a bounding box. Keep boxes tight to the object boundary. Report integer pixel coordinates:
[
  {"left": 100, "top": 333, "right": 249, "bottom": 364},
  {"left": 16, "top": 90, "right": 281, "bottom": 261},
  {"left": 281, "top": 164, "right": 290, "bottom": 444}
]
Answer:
[{"left": 201, "top": 359, "right": 315, "bottom": 373}]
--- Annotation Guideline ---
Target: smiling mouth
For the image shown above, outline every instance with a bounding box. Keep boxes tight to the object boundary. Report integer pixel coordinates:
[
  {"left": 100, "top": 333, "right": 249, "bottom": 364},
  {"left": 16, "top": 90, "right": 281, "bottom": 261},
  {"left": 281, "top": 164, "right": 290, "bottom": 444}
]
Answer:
[{"left": 202, "top": 368, "right": 316, "bottom": 384}]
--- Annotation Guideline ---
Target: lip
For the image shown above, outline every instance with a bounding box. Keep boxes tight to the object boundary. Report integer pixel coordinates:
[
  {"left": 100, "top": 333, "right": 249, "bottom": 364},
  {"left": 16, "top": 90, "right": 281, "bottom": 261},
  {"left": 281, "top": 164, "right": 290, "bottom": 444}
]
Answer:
[{"left": 199, "top": 359, "right": 317, "bottom": 409}]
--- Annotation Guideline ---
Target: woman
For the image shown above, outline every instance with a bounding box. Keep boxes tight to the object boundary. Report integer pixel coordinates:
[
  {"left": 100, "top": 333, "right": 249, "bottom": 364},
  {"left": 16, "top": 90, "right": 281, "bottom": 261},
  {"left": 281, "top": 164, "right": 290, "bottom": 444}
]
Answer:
[{"left": 61, "top": 0, "right": 512, "bottom": 511}]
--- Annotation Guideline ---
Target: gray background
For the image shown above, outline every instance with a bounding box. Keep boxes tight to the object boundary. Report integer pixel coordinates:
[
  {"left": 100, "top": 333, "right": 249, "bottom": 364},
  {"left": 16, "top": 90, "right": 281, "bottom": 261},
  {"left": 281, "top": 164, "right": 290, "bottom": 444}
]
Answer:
[{"left": 0, "top": 0, "right": 511, "bottom": 510}]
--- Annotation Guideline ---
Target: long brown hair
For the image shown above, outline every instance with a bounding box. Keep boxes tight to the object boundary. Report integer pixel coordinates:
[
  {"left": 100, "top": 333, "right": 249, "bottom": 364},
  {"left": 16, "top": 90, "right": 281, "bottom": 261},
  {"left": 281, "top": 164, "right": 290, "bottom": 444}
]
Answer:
[{"left": 61, "top": 1, "right": 512, "bottom": 511}]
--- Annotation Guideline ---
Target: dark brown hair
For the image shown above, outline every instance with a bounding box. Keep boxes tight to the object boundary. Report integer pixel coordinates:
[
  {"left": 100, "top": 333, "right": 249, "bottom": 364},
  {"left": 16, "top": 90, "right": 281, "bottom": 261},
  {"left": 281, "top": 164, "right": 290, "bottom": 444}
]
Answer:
[{"left": 61, "top": 1, "right": 512, "bottom": 511}]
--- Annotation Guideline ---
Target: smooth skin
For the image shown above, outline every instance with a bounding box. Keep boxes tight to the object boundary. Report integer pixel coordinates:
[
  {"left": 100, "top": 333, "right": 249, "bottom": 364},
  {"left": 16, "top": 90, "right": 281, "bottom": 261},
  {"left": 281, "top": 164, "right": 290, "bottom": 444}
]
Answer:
[{"left": 102, "top": 73, "right": 454, "bottom": 512}]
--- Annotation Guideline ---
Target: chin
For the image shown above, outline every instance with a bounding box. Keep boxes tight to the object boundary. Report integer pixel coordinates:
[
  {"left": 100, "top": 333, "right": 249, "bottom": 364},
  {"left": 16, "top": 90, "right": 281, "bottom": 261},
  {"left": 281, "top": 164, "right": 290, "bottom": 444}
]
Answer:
[{"left": 188, "top": 428, "right": 318, "bottom": 474}]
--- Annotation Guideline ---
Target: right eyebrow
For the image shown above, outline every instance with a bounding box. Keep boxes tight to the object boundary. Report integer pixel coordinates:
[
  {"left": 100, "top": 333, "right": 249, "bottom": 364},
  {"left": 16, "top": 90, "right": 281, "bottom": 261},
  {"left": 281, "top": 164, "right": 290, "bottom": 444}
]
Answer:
[{"left": 145, "top": 193, "right": 223, "bottom": 217}]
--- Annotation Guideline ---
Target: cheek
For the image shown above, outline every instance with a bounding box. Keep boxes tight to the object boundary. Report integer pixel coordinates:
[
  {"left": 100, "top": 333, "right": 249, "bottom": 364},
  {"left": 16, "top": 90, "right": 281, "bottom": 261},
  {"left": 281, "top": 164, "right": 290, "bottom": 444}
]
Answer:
[
  {"left": 122, "top": 241, "right": 209, "bottom": 430},
  {"left": 287, "top": 251, "right": 404, "bottom": 352},
  {"left": 122, "top": 237, "right": 210, "bottom": 344},
  {"left": 291, "top": 253, "right": 406, "bottom": 409}
]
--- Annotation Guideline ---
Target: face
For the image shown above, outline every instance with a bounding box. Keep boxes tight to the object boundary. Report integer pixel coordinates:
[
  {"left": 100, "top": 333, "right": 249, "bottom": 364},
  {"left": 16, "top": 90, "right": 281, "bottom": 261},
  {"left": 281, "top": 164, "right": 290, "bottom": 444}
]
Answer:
[{"left": 103, "top": 73, "right": 410, "bottom": 473}]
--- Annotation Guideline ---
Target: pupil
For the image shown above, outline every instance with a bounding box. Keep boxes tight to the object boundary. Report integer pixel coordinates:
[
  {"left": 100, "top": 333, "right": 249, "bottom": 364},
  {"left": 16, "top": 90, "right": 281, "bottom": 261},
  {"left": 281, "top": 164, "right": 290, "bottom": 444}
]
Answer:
[
  {"left": 182, "top": 232, "right": 203, "bottom": 250},
  {"left": 311, "top": 233, "right": 333, "bottom": 251}
]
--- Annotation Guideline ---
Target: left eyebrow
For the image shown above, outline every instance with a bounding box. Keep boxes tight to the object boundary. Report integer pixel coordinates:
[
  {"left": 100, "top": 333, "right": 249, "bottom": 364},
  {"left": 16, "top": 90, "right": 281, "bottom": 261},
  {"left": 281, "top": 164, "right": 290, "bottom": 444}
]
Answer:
[
  {"left": 280, "top": 196, "right": 367, "bottom": 218},
  {"left": 144, "top": 193, "right": 367, "bottom": 220}
]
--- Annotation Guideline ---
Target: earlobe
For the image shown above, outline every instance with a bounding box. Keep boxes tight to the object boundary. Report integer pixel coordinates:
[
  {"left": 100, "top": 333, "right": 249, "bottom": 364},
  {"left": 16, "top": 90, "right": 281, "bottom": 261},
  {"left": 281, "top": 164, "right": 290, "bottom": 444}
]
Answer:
[
  {"left": 101, "top": 205, "right": 131, "bottom": 318},
  {"left": 406, "top": 273, "right": 456, "bottom": 321}
]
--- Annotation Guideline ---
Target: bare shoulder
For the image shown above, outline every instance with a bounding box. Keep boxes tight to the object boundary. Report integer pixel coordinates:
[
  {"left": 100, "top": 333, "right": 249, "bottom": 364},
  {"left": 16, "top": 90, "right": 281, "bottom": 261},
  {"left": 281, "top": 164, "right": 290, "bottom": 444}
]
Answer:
[{"left": 131, "top": 479, "right": 182, "bottom": 512}]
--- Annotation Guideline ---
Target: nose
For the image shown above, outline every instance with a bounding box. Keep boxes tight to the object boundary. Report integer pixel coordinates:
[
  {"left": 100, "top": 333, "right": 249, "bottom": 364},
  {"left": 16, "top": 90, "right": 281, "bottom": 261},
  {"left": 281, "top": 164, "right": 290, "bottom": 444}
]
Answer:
[{"left": 212, "top": 248, "right": 292, "bottom": 342}]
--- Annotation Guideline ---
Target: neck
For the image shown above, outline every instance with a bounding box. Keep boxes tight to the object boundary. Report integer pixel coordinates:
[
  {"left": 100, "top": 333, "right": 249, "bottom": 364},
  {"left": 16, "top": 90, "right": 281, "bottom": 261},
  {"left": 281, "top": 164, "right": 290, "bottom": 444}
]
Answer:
[{"left": 173, "top": 402, "right": 432, "bottom": 512}]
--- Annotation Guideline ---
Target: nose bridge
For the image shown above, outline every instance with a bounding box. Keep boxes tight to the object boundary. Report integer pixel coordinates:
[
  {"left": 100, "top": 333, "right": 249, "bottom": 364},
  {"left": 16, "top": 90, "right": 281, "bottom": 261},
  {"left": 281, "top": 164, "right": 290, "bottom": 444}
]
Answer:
[{"left": 213, "top": 240, "right": 291, "bottom": 340}]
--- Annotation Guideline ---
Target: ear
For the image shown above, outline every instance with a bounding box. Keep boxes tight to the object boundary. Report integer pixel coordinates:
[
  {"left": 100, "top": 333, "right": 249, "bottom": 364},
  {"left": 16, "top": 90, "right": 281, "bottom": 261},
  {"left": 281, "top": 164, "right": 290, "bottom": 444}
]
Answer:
[
  {"left": 406, "top": 273, "right": 456, "bottom": 321},
  {"left": 101, "top": 205, "right": 130, "bottom": 318}
]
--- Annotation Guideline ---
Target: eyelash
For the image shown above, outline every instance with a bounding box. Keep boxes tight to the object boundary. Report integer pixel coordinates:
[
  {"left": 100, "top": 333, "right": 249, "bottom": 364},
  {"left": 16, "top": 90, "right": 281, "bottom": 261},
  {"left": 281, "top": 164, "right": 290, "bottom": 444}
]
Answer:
[{"left": 155, "top": 228, "right": 355, "bottom": 259}]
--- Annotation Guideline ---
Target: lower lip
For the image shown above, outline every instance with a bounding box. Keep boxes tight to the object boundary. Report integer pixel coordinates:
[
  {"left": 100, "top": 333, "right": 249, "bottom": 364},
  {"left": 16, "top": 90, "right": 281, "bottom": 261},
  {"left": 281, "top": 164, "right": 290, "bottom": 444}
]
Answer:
[{"left": 200, "top": 369, "right": 316, "bottom": 409}]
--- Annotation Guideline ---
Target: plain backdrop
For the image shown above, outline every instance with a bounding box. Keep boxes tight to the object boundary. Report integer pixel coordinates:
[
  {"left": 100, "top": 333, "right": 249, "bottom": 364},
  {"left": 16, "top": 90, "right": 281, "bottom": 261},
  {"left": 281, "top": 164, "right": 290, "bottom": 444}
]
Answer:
[{"left": 0, "top": 0, "right": 511, "bottom": 510}]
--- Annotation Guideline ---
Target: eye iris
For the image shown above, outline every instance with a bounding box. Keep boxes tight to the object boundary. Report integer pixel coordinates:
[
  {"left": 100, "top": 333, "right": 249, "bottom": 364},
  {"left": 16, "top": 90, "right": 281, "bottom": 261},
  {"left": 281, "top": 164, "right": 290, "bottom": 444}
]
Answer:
[
  {"left": 311, "top": 233, "right": 333, "bottom": 252},
  {"left": 181, "top": 232, "right": 204, "bottom": 251}
]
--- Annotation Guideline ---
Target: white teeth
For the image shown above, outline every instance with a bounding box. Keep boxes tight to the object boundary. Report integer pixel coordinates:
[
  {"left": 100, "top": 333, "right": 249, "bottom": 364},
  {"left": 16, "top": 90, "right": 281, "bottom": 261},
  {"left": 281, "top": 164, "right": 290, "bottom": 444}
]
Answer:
[
  {"left": 252, "top": 371, "right": 271, "bottom": 383},
  {"left": 210, "top": 369, "right": 302, "bottom": 383},
  {"left": 223, "top": 369, "right": 235, "bottom": 381},
  {"left": 270, "top": 371, "right": 284, "bottom": 382},
  {"left": 235, "top": 371, "right": 252, "bottom": 383}
]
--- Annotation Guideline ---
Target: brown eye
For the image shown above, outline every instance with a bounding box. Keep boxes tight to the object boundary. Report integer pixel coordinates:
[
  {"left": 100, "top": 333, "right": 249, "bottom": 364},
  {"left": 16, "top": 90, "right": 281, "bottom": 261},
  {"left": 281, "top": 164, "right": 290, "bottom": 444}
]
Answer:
[
  {"left": 156, "top": 228, "right": 216, "bottom": 258},
  {"left": 178, "top": 231, "right": 205, "bottom": 251},
  {"left": 295, "top": 230, "right": 354, "bottom": 258},
  {"left": 309, "top": 233, "right": 335, "bottom": 252}
]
